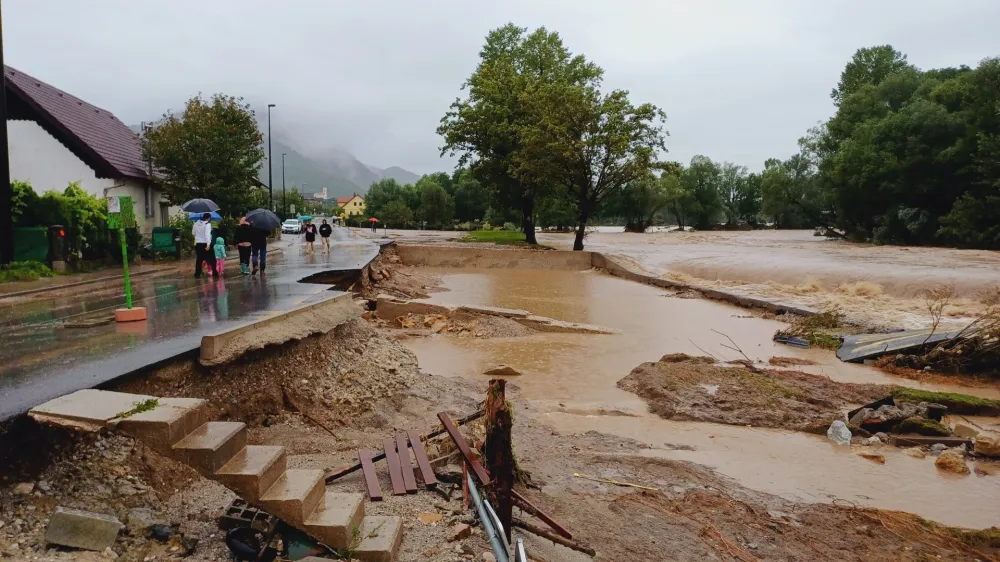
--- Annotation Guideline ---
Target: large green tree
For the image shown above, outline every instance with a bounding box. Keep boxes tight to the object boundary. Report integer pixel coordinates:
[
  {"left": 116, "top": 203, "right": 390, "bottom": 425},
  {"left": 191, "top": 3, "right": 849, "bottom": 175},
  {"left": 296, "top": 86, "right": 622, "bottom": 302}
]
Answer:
[
  {"left": 681, "top": 155, "right": 723, "bottom": 229},
  {"left": 365, "top": 178, "right": 406, "bottom": 219},
  {"left": 451, "top": 168, "right": 489, "bottom": 222},
  {"left": 141, "top": 94, "right": 266, "bottom": 216},
  {"left": 381, "top": 199, "right": 414, "bottom": 228},
  {"left": 419, "top": 182, "right": 456, "bottom": 228},
  {"left": 439, "top": 24, "right": 602, "bottom": 244},
  {"left": 831, "top": 45, "right": 912, "bottom": 106},
  {"left": 718, "top": 162, "right": 748, "bottom": 226}
]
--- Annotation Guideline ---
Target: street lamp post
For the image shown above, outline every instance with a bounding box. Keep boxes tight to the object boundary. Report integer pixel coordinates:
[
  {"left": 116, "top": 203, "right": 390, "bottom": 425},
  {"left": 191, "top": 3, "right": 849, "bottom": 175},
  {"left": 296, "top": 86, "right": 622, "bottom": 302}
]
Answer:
[
  {"left": 267, "top": 103, "right": 276, "bottom": 210},
  {"left": 281, "top": 153, "right": 287, "bottom": 219}
]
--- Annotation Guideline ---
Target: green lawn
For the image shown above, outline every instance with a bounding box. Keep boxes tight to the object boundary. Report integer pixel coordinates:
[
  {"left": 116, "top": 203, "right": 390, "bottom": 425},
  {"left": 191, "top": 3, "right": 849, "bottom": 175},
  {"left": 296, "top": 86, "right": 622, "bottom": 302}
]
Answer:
[{"left": 458, "top": 230, "right": 552, "bottom": 248}]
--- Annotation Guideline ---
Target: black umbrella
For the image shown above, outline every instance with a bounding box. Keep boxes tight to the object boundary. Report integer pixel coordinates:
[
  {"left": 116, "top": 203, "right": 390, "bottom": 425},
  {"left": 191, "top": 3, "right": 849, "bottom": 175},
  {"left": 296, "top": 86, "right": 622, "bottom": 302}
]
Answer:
[
  {"left": 181, "top": 198, "right": 220, "bottom": 213},
  {"left": 245, "top": 208, "right": 281, "bottom": 231}
]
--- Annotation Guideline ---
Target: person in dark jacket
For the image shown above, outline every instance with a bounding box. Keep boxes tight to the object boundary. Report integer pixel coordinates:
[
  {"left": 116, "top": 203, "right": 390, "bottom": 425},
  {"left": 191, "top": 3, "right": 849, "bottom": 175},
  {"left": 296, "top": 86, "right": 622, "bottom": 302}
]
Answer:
[
  {"left": 250, "top": 227, "right": 268, "bottom": 275},
  {"left": 303, "top": 220, "right": 317, "bottom": 254},
  {"left": 319, "top": 219, "right": 332, "bottom": 253},
  {"left": 234, "top": 216, "right": 254, "bottom": 275}
]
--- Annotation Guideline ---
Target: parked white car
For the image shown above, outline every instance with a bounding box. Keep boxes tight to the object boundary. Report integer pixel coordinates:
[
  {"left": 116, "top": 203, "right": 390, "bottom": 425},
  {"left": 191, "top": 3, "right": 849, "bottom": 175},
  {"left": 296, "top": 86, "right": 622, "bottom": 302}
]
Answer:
[{"left": 281, "top": 219, "right": 303, "bottom": 234}]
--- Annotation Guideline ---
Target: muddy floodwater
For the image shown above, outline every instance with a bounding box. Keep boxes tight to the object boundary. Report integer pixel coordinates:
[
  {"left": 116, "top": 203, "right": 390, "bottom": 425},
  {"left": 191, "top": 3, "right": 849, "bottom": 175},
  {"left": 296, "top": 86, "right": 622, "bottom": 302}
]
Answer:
[{"left": 405, "top": 268, "right": 1000, "bottom": 529}]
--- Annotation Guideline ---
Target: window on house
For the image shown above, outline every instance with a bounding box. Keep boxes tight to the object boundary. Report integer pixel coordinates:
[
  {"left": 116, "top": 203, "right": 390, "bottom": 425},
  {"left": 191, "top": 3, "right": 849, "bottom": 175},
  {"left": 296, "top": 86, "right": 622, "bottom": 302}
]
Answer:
[{"left": 159, "top": 203, "right": 170, "bottom": 227}]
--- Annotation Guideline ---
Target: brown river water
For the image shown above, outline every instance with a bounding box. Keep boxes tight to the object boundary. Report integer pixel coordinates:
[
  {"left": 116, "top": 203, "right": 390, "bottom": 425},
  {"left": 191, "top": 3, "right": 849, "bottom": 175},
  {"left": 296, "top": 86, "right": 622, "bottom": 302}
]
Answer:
[{"left": 404, "top": 268, "right": 1000, "bottom": 529}]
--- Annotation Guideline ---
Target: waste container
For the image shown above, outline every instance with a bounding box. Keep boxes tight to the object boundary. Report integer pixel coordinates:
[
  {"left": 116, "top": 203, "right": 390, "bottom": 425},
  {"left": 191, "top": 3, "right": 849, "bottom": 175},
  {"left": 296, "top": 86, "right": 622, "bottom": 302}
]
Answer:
[{"left": 151, "top": 226, "right": 181, "bottom": 258}]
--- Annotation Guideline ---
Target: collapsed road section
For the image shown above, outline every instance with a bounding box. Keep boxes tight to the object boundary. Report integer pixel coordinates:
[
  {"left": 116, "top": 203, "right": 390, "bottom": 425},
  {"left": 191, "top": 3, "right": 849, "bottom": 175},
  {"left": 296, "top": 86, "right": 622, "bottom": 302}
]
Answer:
[{"left": 0, "top": 233, "right": 384, "bottom": 421}]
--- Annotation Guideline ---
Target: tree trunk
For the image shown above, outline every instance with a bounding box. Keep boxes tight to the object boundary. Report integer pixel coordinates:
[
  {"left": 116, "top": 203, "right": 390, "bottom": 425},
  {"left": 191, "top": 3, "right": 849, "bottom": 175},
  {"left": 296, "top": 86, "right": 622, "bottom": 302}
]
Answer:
[
  {"left": 484, "top": 379, "right": 514, "bottom": 541},
  {"left": 521, "top": 196, "right": 537, "bottom": 245}
]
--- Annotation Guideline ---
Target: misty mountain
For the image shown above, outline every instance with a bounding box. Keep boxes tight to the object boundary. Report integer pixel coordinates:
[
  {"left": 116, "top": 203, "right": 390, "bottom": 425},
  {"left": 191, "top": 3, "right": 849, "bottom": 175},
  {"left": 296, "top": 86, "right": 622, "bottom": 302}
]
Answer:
[
  {"left": 370, "top": 166, "right": 420, "bottom": 185},
  {"left": 132, "top": 124, "right": 420, "bottom": 199}
]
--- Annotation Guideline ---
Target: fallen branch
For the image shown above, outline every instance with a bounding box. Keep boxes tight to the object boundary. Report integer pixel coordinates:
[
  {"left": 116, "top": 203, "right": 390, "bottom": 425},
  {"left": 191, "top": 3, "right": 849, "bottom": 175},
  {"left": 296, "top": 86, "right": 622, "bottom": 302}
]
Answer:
[
  {"left": 513, "top": 518, "right": 596, "bottom": 557},
  {"left": 712, "top": 329, "right": 760, "bottom": 370}
]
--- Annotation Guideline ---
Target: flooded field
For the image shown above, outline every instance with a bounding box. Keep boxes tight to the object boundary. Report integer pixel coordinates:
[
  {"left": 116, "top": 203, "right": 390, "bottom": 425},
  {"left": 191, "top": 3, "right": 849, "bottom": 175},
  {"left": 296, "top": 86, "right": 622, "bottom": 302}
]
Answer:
[{"left": 404, "top": 268, "right": 1000, "bottom": 529}]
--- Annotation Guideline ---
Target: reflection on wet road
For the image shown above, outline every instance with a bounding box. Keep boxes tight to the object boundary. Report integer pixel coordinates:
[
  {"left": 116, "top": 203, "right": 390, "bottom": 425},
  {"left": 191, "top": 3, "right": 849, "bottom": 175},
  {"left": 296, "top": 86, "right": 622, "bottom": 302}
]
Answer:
[
  {"left": 404, "top": 268, "right": 1000, "bottom": 529},
  {"left": 0, "top": 228, "right": 378, "bottom": 420}
]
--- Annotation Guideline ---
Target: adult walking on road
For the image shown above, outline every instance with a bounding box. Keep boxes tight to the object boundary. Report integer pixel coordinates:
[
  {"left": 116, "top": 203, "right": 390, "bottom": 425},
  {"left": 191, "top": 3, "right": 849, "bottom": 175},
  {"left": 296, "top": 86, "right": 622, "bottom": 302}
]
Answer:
[
  {"left": 192, "top": 212, "right": 213, "bottom": 278},
  {"left": 303, "top": 219, "right": 317, "bottom": 255},
  {"left": 251, "top": 226, "right": 268, "bottom": 276},
  {"left": 319, "top": 219, "right": 332, "bottom": 253},
  {"left": 234, "top": 216, "right": 253, "bottom": 275}
]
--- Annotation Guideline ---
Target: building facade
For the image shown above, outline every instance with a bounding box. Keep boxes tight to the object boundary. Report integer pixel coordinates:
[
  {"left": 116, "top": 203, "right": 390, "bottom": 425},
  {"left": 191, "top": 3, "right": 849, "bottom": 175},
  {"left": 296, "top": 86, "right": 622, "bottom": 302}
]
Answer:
[
  {"left": 5, "top": 66, "right": 175, "bottom": 234},
  {"left": 336, "top": 194, "right": 366, "bottom": 217}
]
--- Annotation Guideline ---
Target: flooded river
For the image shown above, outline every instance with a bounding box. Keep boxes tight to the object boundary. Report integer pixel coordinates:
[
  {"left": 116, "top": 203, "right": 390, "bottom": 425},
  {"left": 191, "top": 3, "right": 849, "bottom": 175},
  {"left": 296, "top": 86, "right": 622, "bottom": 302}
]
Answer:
[{"left": 405, "top": 268, "right": 1000, "bottom": 529}]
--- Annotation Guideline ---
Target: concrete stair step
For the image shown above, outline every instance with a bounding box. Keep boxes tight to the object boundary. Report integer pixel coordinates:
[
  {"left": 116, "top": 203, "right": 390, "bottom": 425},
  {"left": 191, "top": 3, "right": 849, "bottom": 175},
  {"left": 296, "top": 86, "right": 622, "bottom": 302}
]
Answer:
[
  {"left": 111, "top": 398, "right": 210, "bottom": 453},
  {"left": 352, "top": 516, "right": 403, "bottom": 562},
  {"left": 171, "top": 421, "right": 247, "bottom": 475},
  {"left": 260, "top": 469, "right": 325, "bottom": 526},
  {"left": 304, "top": 493, "right": 365, "bottom": 549},
  {"left": 215, "top": 446, "right": 287, "bottom": 502}
]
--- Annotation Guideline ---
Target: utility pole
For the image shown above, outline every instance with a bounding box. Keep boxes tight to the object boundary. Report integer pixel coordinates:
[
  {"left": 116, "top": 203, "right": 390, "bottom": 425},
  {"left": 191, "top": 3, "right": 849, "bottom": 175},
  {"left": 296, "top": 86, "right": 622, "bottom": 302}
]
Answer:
[
  {"left": 266, "top": 103, "right": 275, "bottom": 210},
  {"left": 0, "top": 4, "right": 13, "bottom": 265},
  {"left": 281, "top": 152, "right": 287, "bottom": 219}
]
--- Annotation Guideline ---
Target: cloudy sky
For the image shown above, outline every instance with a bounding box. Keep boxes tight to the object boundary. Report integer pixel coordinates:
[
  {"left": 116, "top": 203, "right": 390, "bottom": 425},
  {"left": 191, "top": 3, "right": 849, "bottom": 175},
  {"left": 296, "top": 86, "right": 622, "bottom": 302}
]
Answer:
[{"left": 5, "top": 0, "right": 999, "bottom": 174}]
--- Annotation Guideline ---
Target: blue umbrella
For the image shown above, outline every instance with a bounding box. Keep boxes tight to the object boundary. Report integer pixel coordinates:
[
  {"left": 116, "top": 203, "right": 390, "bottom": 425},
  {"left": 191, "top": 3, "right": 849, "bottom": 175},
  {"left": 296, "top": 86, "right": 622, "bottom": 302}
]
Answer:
[{"left": 188, "top": 211, "right": 222, "bottom": 221}]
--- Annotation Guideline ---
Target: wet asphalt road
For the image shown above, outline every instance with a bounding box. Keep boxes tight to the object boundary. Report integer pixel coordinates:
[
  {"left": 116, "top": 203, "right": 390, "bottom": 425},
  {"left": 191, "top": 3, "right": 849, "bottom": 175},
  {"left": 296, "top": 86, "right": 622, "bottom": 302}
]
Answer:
[{"left": 0, "top": 227, "right": 378, "bottom": 420}]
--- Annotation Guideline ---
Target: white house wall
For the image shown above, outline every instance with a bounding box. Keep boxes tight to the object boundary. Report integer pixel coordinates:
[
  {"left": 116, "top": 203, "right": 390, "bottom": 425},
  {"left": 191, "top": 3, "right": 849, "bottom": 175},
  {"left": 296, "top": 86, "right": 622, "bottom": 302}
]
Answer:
[
  {"left": 8, "top": 119, "right": 116, "bottom": 197},
  {"left": 7, "top": 119, "right": 172, "bottom": 234}
]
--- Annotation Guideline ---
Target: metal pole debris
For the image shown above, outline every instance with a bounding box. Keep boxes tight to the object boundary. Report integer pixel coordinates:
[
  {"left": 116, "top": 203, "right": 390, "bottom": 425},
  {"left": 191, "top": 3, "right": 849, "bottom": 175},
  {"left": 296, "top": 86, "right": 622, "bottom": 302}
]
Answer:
[{"left": 467, "top": 472, "right": 510, "bottom": 562}]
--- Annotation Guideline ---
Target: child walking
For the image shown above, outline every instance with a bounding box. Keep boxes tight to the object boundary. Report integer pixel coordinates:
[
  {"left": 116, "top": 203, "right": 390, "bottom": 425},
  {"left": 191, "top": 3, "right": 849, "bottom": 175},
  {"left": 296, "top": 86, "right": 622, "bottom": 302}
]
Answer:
[{"left": 213, "top": 236, "right": 227, "bottom": 276}]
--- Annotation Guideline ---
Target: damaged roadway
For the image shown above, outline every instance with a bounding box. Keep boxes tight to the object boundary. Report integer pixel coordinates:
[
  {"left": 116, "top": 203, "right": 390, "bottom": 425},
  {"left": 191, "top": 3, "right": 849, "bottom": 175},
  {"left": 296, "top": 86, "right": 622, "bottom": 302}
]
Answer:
[{"left": 0, "top": 230, "right": 380, "bottom": 421}]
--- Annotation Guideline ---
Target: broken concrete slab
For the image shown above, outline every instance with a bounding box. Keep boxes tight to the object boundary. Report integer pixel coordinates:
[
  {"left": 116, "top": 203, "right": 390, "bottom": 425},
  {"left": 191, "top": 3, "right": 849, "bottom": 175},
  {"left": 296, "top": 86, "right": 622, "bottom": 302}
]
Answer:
[
  {"left": 375, "top": 297, "right": 453, "bottom": 320},
  {"left": 514, "top": 315, "right": 618, "bottom": 334},
  {"left": 837, "top": 328, "right": 962, "bottom": 363},
  {"left": 974, "top": 432, "right": 1000, "bottom": 457},
  {"left": 456, "top": 304, "right": 530, "bottom": 318},
  {"left": 45, "top": 506, "right": 123, "bottom": 551},
  {"left": 29, "top": 390, "right": 159, "bottom": 431},
  {"left": 889, "top": 435, "right": 972, "bottom": 448},
  {"left": 483, "top": 365, "right": 522, "bottom": 377}
]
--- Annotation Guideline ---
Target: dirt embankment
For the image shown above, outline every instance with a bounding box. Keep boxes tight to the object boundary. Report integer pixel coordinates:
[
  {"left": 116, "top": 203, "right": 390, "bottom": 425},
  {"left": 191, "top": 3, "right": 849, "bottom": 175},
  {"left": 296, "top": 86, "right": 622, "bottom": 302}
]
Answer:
[
  {"left": 617, "top": 354, "right": 892, "bottom": 433},
  {"left": 116, "top": 317, "right": 420, "bottom": 430}
]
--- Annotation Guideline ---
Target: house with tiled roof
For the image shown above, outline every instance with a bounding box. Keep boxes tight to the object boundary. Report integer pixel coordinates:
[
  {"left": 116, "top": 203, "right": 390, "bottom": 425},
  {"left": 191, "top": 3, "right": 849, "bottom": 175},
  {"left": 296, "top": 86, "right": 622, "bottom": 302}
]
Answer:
[
  {"left": 5, "top": 65, "right": 174, "bottom": 234},
  {"left": 336, "top": 193, "right": 365, "bottom": 218}
]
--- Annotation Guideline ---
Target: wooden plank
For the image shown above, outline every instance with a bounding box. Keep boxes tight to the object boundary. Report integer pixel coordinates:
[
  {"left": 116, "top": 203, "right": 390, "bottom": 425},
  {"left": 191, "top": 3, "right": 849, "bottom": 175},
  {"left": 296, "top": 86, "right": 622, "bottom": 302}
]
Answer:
[
  {"left": 383, "top": 438, "right": 406, "bottom": 496},
  {"left": 407, "top": 429, "right": 438, "bottom": 488},
  {"left": 438, "top": 412, "right": 573, "bottom": 540},
  {"left": 325, "top": 410, "right": 484, "bottom": 484},
  {"left": 396, "top": 432, "right": 418, "bottom": 493},
  {"left": 437, "top": 412, "right": 490, "bottom": 484},
  {"left": 358, "top": 449, "right": 383, "bottom": 501}
]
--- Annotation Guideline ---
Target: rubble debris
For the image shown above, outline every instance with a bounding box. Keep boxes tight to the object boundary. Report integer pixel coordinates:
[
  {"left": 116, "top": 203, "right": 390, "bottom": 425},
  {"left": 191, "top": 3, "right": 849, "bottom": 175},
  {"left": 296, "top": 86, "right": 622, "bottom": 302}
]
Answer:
[
  {"left": 890, "top": 435, "right": 972, "bottom": 448},
  {"left": 935, "top": 448, "right": 970, "bottom": 474},
  {"left": 45, "top": 506, "right": 123, "bottom": 551},
  {"left": 418, "top": 513, "right": 443, "bottom": 524},
  {"left": 776, "top": 309, "right": 845, "bottom": 350},
  {"left": 855, "top": 447, "right": 886, "bottom": 464},
  {"left": 13, "top": 482, "right": 34, "bottom": 495},
  {"left": 827, "top": 420, "right": 852, "bottom": 445},
  {"left": 953, "top": 423, "right": 980, "bottom": 439},
  {"left": 483, "top": 364, "right": 523, "bottom": 377},
  {"left": 896, "top": 417, "right": 952, "bottom": 436},
  {"left": 975, "top": 432, "right": 1000, "bottom": 457},
  {"left": 449, "top": 523, "right": 472, "bottom": 542},
  {"left": 903, "top": 447, "right": 927, "bottom": 459},
  {"left": 768, "top": 356, "right": 816, "bottom": 367}
]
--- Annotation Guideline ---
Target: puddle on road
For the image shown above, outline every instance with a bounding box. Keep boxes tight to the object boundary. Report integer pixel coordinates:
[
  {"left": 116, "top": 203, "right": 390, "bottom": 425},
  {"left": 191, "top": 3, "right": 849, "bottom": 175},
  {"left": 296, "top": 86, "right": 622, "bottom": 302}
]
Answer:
[{"left": 405, "top": 268, "right": 1000, "bottom": 528}]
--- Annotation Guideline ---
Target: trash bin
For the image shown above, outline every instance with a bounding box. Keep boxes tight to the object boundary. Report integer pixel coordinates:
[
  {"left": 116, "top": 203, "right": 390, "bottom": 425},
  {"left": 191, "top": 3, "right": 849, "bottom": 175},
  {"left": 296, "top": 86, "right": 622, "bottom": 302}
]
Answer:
[{"left": 151, "top": 226, "right": 181, "bottom": 258}]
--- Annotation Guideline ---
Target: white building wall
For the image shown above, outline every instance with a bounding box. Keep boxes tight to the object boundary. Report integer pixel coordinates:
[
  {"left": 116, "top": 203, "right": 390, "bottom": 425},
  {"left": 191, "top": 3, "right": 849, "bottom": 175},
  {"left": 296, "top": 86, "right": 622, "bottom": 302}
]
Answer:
[{"left": 7, "top": 119, "right": 171, "bottom": 234}]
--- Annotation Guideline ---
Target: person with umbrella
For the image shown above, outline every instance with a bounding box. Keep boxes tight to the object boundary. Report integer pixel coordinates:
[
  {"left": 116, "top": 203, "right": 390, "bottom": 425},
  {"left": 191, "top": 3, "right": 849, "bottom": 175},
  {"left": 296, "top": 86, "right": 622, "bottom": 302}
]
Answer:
[
  {"left": 369, "top": 217, "right": 378, "bottom": 233},
  {"left": 234, "top": 216, "right": 254, "bottom": 275},
  {"left": 192, "top": 212, "right": 213, "bottom": 278},
  {"left": 244, "top": 209, "right": 281, "bottom": 276}
]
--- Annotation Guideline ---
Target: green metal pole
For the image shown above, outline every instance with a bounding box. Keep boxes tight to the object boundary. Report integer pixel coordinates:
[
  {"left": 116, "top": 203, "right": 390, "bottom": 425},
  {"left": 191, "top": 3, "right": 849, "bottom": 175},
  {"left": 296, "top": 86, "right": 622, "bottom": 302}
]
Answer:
[{"left": 120, "top": 228, "right": 133, "bottom": 309}]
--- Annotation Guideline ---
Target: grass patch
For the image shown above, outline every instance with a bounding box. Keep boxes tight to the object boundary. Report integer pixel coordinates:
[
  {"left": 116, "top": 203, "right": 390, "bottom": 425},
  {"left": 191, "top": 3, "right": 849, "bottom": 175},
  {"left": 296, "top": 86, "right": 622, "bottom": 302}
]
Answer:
[
  {"left": 892, "top": 387, "right": 1000, "bottom": 415},
  {"left": 115, "top": 398, "right": 159, "bottom": 419},
  {"left": 895, "top": 416, "right": 952, "bottom": 436},
  {"left": 458, "top": 230, "right": 550, "bottom": 248},
  {"left": 949, "top": 527, "right": 1000, "bottom": 549},
  {"left": 0, "top": 261, "right": 55, "bottom": 283},
  {"left": 733, "top": 369, "right": 807, "bottom": 401},
  {"left": 775, "top": 308, "right": 844, "bottom": 350}
]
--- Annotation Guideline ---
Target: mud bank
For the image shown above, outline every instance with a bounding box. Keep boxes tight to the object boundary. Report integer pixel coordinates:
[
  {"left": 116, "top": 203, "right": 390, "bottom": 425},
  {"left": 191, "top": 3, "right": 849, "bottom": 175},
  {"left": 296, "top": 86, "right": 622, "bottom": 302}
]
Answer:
[
  {"left": 396, "top": 244, "right": 592, "bottom": 270},
  {"left": 617, "top": 354, "right": 891, "bottom": 432}
]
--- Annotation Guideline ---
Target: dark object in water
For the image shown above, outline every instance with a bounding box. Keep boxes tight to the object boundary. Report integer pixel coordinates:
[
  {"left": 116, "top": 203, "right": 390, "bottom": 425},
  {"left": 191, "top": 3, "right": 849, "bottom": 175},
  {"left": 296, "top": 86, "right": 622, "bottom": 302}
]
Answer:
[{"left": 773, "top": 334, "right": 810, "bottom": 348}]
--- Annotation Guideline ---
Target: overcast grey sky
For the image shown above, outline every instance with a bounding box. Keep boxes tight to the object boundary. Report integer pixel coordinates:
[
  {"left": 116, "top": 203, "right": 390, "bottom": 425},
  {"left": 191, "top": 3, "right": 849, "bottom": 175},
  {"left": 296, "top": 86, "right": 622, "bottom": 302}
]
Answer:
[{"left": 5, "top": 1, "right": 999, "bottom": 174}]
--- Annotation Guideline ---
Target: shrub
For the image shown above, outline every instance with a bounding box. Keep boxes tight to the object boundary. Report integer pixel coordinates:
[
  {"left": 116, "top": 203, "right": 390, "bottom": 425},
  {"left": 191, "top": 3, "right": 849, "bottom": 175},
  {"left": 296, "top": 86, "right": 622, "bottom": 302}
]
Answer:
[
  {"left": 168, "top": 212, "right": 195, "bottom": 255},
  {"left": 503, "top": 221, "right": 518, "bottom": 232},
  {"left": 0, "top": 261, "right": 55, "bottom": 283}
]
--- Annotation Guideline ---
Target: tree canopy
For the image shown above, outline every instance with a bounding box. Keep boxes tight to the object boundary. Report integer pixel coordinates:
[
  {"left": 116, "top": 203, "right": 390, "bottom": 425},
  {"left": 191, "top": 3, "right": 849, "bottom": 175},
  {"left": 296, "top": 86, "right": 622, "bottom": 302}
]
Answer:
[{"left": 141, "top": 94, "right": 266, "bottom": 216}]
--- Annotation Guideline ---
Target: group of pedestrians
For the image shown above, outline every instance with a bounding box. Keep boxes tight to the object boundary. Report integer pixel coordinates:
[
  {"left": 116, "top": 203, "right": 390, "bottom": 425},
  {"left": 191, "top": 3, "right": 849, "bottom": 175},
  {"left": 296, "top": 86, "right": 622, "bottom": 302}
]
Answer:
[
  {"left": 192, "top": 213, "right": 267, "bottom": 279},
  {"left": 302, "top": 218, "right": 333, "bottom": 254}
]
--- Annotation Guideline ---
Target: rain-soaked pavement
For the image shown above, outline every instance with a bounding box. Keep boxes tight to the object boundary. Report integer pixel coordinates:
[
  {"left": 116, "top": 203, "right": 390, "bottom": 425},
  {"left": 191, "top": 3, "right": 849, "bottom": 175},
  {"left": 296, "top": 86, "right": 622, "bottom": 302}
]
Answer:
[{"left": 0, "top": 226, "right": 379, "bottom": 421}]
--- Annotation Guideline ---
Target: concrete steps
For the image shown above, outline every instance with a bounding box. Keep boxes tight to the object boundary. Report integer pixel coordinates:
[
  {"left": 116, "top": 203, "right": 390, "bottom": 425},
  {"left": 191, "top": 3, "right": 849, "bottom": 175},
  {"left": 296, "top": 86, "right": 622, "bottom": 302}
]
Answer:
[{"left": 29, "top": 390, "right": 401, "bottom": 560}]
